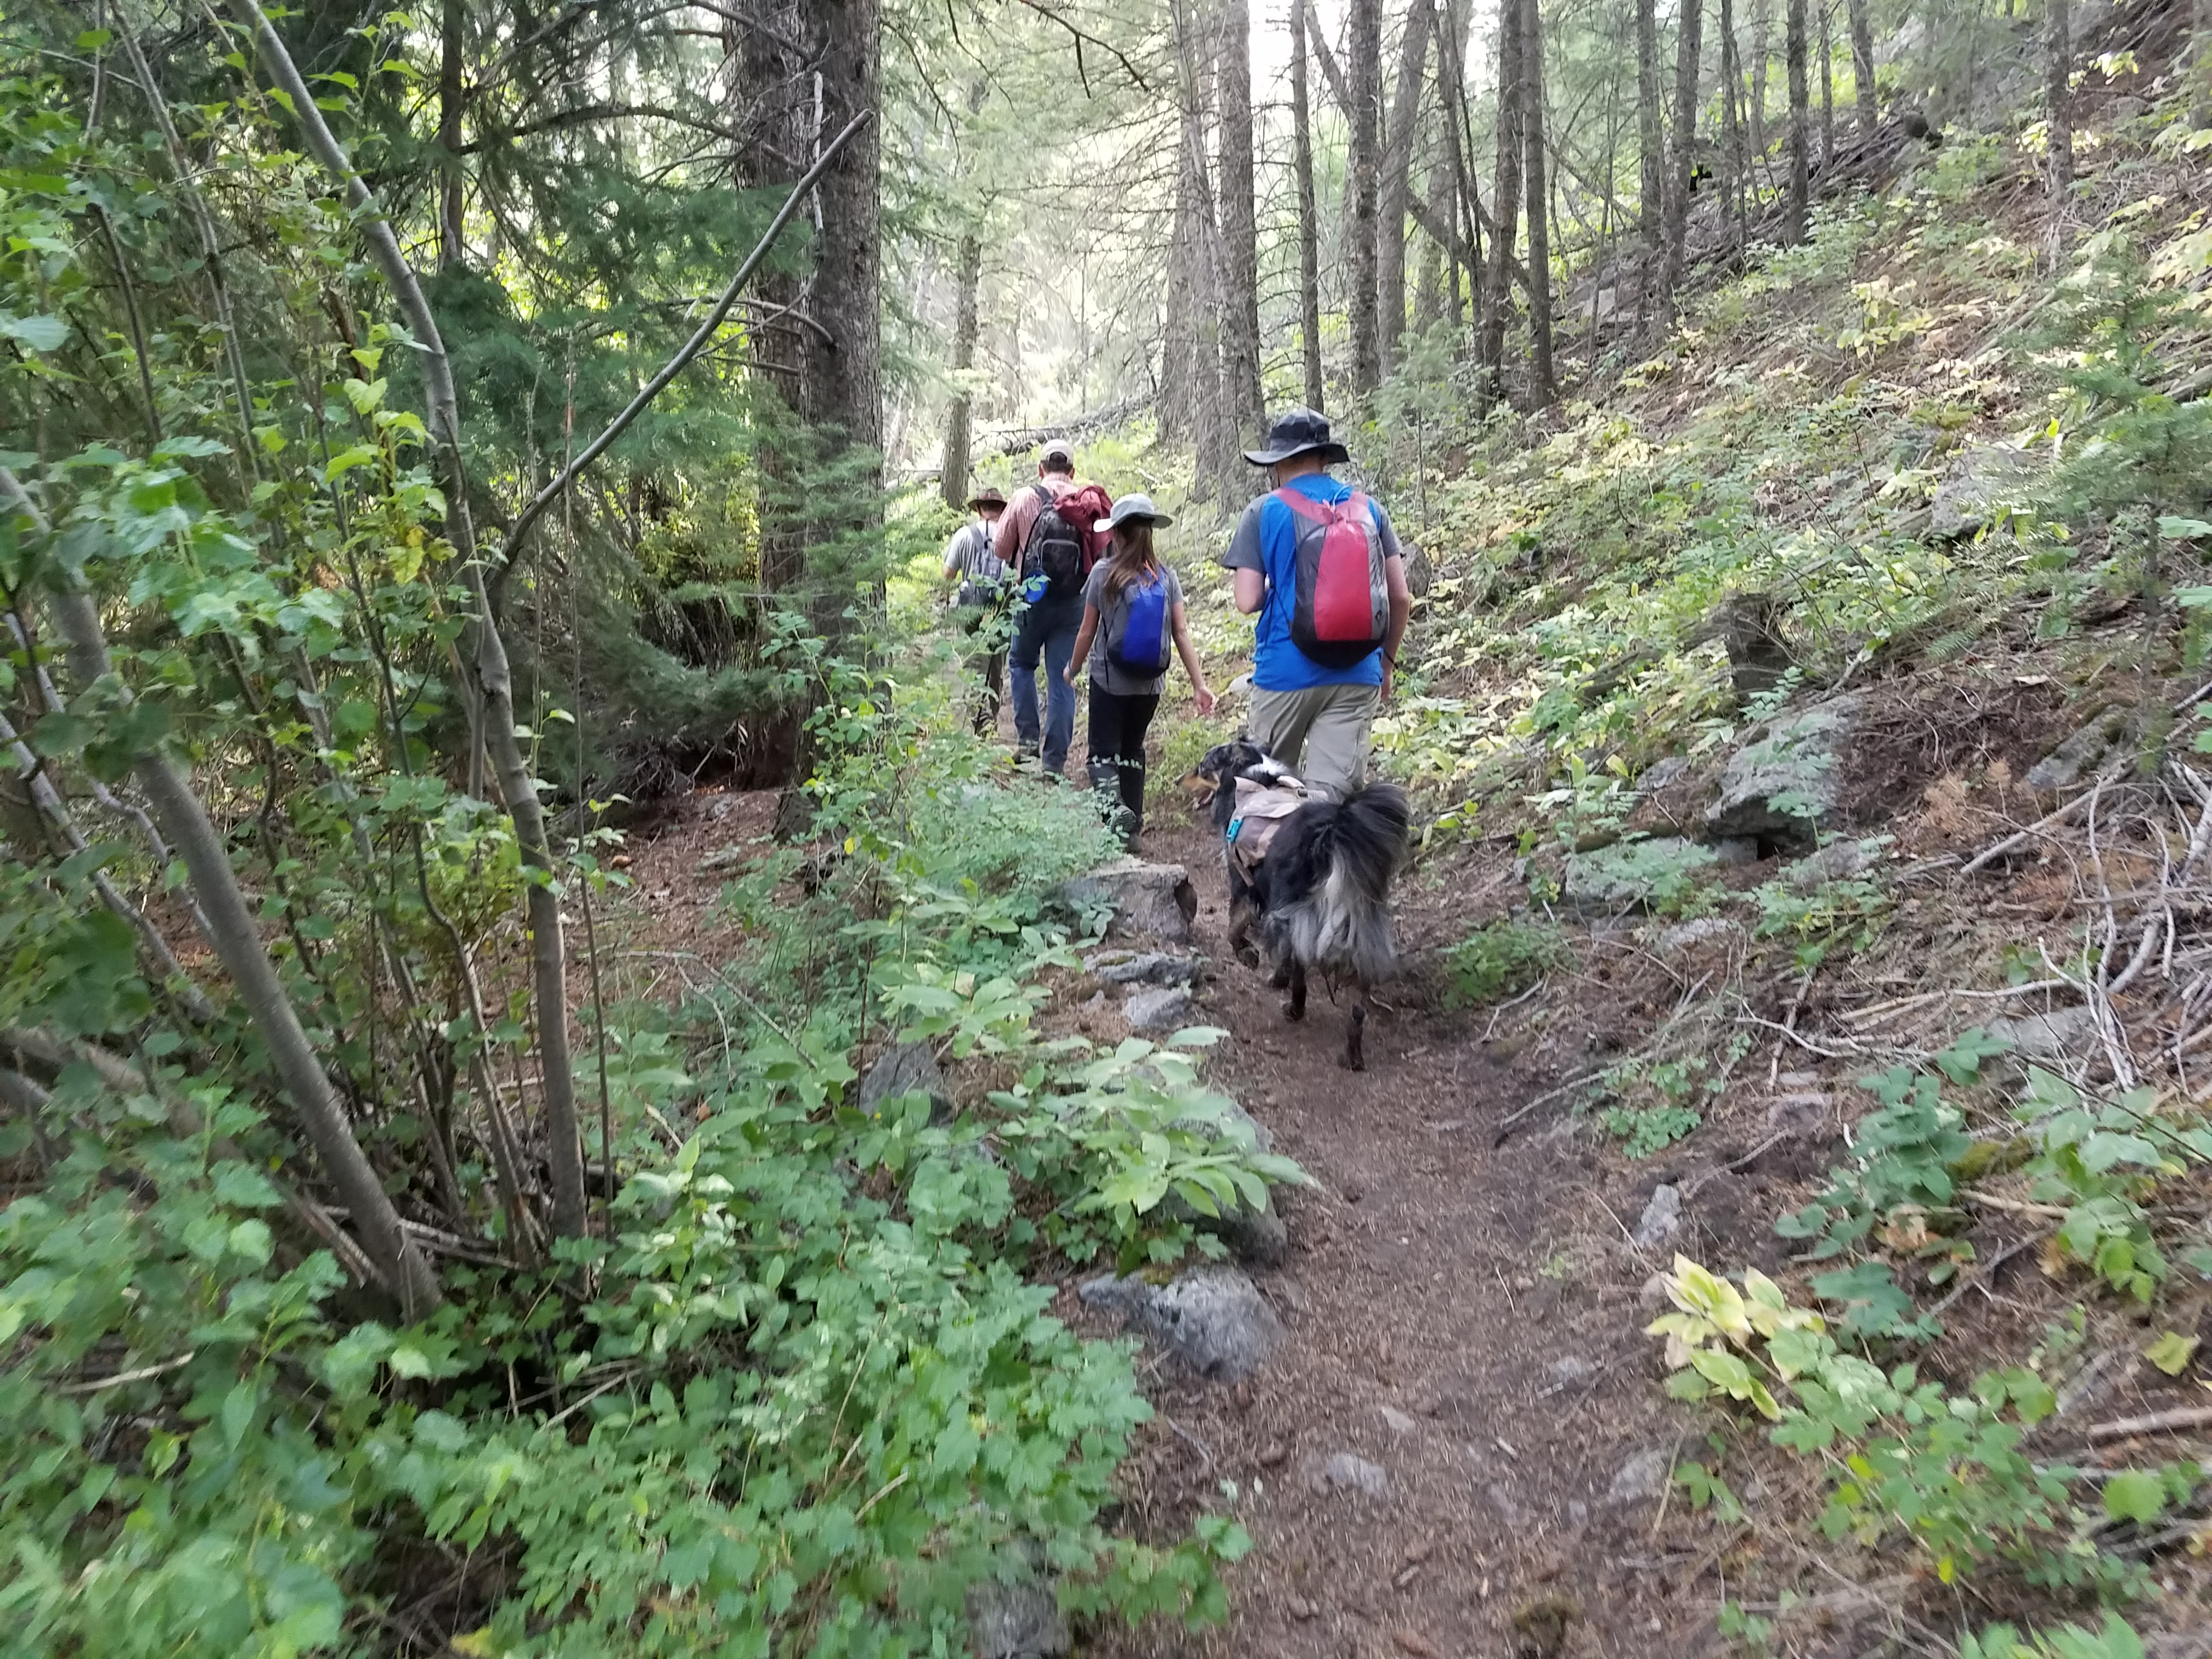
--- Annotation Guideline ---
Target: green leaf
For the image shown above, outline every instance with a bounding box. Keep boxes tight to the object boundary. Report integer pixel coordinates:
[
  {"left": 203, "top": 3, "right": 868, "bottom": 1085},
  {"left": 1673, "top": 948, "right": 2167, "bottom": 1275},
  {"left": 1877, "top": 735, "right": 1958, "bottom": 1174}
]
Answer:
[
  {"left": 2159, "top": 516, "right": 2212, "bottom": 541},
  {"left": 2101, "top": 1468, "right": 2168, "bottom": 1525},
  {"left": 2145, "top": 1331, "right": 2199, "bottom": 1375},
  {"left": 1, "top": 312, "right": 68, "bottom": 351}
]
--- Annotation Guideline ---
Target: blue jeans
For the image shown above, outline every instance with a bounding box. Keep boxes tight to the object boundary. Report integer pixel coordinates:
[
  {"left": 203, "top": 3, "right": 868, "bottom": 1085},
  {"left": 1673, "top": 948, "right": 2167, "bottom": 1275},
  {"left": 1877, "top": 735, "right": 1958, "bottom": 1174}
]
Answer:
[{"left": 1008, "top": 594, "right": 1081, "bottom": 774}]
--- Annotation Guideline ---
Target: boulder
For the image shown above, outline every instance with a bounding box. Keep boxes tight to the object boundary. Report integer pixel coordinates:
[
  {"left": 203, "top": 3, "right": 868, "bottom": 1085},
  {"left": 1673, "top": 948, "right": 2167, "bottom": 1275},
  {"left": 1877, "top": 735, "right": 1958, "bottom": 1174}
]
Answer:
[
  {"left": 1086, "top": 949, "right": 1201, "bottom": 987},
  {"left": 857, "top": 1041, "right": 951, "bottom": 1124},
  {"left": 1059, "top": 859, "right": 1198, "bottom": 944},
  {"left": 1632, "top": 1183, "right": 1684, "bottom": 1250},
  {"left": 1704, "top": 696, "right": 1860, "bottom": 848},
  {"left": 1561, "top": 837, "right": 1716, "bottom": 915},
  {"left": 1079, "top": 1264, "right": 1285, "bottom": 1382},
  {"left": 1784, "top": 838, "right": 1876, "bottom": 891},
  {"left": 1765, "top": 1091, "right": 1833, "bottom": 1138},
  {"left": 1654, "top": 916, "right": 1736, "bottom": 954},
  {"left": 1123, "top": 986, "right": 1196, "bottom": 1031},
  {"left": 1928, "top": 444, "right": 2041, "bottom": 541},
  {"left": 1637, "top": 756, "right": 1692, "bottom": 793},
  {"left": 966, "top": 1576, "right": 1069, "bottom": 1659}
]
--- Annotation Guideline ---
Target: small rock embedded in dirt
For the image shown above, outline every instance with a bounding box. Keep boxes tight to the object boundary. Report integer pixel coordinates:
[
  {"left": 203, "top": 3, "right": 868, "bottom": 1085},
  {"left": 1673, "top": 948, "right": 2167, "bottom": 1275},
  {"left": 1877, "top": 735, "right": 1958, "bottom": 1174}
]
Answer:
[
  {"left": 1391, "top": 1632, "right": 1443, "bottom": 1659},
  {"left": 1777, "top": 1070, "right": 1819, "bottom": 1087},
  {"left": 1705, "top": 696, "right": 1859, "bottom": 848},
  {"left": 1637, "top": 756, "right": 1691, "bottom": 793},
  {"left": 965, "top": 1575, "right": 1069, "bottom": 1659},
  {"left": 1988, "top": 1005, "right": 2097, "bottom": 1061},
  {"left": 1079, "top": 1265, "right": 1285, "bottom": 1382},
  {"left": 1638, "top": 1272, "right": 1671, "bottom": 1311},
  {"left": 1484, "top": 1481, "right": 1531, "bottom": 1526},
  {"left": 696, "top": 843, "right": 749, "bottom": 873},
  {"left": 1086, "top": 949, "right": 1200, "bottom": 986},
  {"left": 1546, "top": 1356, "right": 1600, "bottom": 1386},
  {"left": 857, "top": 1041, "right": 951, "bottom": 1124},
  {"left": 1304, "top": 1451, "right": 1390, "bottom": 1499},
  {"left": 1928, "top": 442, "right": 2041, "bottom": 541},
  {"left": 2027, "top": 709, "right": 2135, "bottom": 792},
  {"left": 1058, "top": 859, "right": 1198, "bottom": 944},
  {"left": 1607, "top": 1446, "right": 1672, "bottom": 1504},
  {"left": 1785, "top": 838, "right": 1874, "bottom": 890},
  {"left": 1379, "top": 1405, "right": 1418, "bottom": 1436},
  {"left": 1655, "top": 915, "right": 1735, "bottom": 953},
  {"left": 1285, "top": 1594, "right": 1318, "bottom": 1621},
  {"left": 1710, "top": 836, "right": 1760, "bottom": 866},
  {"left": 1123, "top": 986, "right": 1195, "bottom": 1031},
  {"left": 1258, "top": 1441, "right": 1288, "bottom": 1467},
  {"left": 1511, "top": 1593, "right": 1582, "bottom": 1659},
  {"left": 1764, "top": 1091, "right": 1832, "bottom": 1138},
  {"left": 1081, "top": 990, "right": 1107, "bottom": 1011},
  {"left": 1632, "top": 1183, "right": 1684, "bottom": 1250}
]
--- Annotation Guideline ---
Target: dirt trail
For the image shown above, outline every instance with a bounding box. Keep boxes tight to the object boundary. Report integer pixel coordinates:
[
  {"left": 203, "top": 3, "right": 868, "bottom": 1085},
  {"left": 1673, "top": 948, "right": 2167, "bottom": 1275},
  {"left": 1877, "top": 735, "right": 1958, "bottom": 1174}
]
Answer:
[{"left": 1080, "top": 807, "right": 1714, "bottom": 1659}]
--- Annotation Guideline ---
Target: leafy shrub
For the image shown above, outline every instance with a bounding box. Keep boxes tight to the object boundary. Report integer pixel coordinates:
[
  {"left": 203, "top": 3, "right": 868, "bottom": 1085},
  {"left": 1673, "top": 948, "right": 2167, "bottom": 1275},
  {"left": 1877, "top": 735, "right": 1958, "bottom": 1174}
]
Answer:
[
  {"left": 1602, "top": 1103, "right": 1702, "bottom": 1159},
  {"left": 1442, "top": 918, "right": 1570, "bottom": 1005}
]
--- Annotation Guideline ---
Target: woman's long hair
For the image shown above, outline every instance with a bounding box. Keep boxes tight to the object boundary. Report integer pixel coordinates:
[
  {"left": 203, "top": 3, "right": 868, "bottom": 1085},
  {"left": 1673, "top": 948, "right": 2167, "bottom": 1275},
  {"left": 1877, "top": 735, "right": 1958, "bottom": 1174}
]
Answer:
[{"left": 1101, "top": 521, "right": 1161, "bottom": 602}]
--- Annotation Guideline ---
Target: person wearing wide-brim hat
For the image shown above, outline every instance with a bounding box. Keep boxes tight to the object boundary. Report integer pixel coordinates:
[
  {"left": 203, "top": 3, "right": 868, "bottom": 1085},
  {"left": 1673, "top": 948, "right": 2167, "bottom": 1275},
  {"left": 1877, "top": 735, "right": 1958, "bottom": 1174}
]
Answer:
[
  {"left": 1064, "top": 493, "right": 1215, "bottom": 850},
  {"left": 943, "top": 484, "right": 1013, "bottom": 735},
  {"left": 1218, "top": 408, "right": 1411, "bottom": 802}
]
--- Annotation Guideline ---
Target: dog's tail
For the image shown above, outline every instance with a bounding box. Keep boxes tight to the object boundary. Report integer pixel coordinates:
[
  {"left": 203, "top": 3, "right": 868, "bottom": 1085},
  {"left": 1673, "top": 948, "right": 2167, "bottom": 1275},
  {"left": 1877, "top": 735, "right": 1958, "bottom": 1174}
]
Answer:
[{"left": 1293, "top": 781, "right": 1410, "bottom": 984}]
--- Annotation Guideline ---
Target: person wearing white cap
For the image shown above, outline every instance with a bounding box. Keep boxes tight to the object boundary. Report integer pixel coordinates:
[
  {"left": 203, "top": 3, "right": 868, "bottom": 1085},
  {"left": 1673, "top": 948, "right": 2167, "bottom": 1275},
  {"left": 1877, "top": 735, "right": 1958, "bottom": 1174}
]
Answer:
[
  {"left": 992, "top": 439, "right": 1087, "bottom": 772},
  {"left": 1064, "top": 494, "right": 1215, "bottom": 849}
]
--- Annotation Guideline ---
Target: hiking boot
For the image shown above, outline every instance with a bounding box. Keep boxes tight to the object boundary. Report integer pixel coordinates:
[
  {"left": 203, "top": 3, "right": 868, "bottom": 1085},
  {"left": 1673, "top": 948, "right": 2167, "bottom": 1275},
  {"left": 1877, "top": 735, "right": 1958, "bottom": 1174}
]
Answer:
[{"left": 1014, "top": 741, "right": 1040, "bottom": 766}]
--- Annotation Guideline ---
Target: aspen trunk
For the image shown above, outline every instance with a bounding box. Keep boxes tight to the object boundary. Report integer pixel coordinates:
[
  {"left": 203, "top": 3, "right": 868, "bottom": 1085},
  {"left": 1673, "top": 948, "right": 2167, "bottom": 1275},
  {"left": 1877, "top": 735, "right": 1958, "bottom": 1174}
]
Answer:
[
  {"left": 2046, "top": 0, "right": 2072, "bottom": 199},
  {"left": 1660, "top": 0, "right": 1704, "bottom": 315},
  {"left": 1637, "top": 0, "right": 1662, "bottom": 312},
  {"left": 1481, "top": 0, "right": 1523, "bottom": 391},
  {"left": 1292, "top": 0, "right": 1327, "bottom": 408},
  {"left": 940, "top": 230, "right": 980, "bottom": 509},
  {"left": 1786, "top": 0, "right": 1810, "bottom": 240},
  {"left": 1348, "top": 0, "right": 1384, "bottom": 394},
  {"left": 438, "top": 0, "right": 464, "bottom": 268},
  {"left": 1819, "top": 0, "right": 1834, "bottom": 163},
  {"left": 1848, "top": 0, "right": 1876, "bottom": 136},
  {"left": 1379, "top": 0, "right": 1437, "bottom": 377},
  {"left": 1216, "top": 0, "right": 1264, "bottom": 445},
  {"left": 1521, "top": 0, "right": 1553, "bottom": 404},
  {"left": 1751, "top": 0, "right": 1771, "bottom": 153}
]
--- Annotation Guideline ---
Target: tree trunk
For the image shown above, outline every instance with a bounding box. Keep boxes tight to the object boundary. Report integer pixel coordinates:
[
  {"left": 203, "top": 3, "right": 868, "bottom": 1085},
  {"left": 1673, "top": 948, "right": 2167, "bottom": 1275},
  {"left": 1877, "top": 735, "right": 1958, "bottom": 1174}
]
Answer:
[
  {"left": 2046, "top": 0, "right": 2072, "bottom": 199},
  {"left": 1414, "top": 138, "right": 1454, "bottom": 332},
  {"left": 941, "top": 230, "right": 980, "bottom": 508},
  {"left": 1292, "top": 0, "right": 1327, "bottom": 408},
  {"left": 1216, "top": 0, "right": 1264, "bottom": 446},
  {"left": 1481, "top": 0, "right": 1522, "bottom": 392},
  {"left": 1521, "top": 0, "right": 1553, "bottom": 403},
  {"left": 438, "top": 0, "right": 463, "bottom": 268},
  {"left": 800, "top": 0, "right": 882, "bottom": 538},
  {"left": 1379, "top": 0, "right": 1436, "bottom": 377},
  {"left": 1723, "top": 0, "right": 1747, "bottom": 255},
  {"left": 1819, "top": 0, "right": 1834, "bottom": 163},
  {"left": 1437, "top": 0, "right": 1487, "bottom": 346},
  {"left": 1660, "top": 0, "right": 1704, "bottom": 315},
  {"left": 1848, "top": 0, "right": 1876, "bottom": 136},
  {"left": 1348, "top": 0, "right": 1384, "bottom": 394},
  {"left": 1637, "top": 0, "right": 1662, "bottom": 300},
  {"left": 1750, "top": 0, "right": 1771, "bottom": 153},
  {"left": 1786, "top": 0, "right": 1810, "bottom": 240}
]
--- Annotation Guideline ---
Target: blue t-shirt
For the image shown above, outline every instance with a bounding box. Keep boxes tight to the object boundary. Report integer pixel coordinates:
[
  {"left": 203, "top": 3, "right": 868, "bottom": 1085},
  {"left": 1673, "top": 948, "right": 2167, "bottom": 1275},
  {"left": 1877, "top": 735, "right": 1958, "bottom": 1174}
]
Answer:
[{"left": 1220, "top": 473, "right": 1404, "bottom": 691}]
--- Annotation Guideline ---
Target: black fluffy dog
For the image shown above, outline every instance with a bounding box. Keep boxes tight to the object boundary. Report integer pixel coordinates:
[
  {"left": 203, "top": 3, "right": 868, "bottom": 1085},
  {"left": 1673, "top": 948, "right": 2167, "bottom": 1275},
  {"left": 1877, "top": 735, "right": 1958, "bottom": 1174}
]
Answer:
[{"left": 1190, "top": 740, "right": 1412, "bottom": 1070}]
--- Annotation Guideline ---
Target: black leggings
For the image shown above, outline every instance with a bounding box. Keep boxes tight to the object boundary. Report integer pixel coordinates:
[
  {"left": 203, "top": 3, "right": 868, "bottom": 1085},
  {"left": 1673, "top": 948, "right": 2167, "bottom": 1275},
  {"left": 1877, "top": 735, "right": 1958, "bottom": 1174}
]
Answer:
[{"left": 1086, "top": 682, "right": 1160, "bottom": 841}]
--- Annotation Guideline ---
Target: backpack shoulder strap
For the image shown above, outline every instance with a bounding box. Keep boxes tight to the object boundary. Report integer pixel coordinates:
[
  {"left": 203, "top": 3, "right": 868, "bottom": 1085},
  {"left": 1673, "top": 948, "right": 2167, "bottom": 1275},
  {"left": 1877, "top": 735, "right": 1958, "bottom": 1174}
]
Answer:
[{"left": 1272, "top": 485, "right": 1347, "bottom": 525}]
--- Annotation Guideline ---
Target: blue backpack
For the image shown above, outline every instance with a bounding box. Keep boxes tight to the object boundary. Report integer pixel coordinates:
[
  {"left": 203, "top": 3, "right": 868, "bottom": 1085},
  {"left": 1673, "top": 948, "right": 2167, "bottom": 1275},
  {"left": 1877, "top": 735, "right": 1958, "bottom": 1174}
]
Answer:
[{"left": 1106, "top": 574, "right": 1171, "bottom": 675}]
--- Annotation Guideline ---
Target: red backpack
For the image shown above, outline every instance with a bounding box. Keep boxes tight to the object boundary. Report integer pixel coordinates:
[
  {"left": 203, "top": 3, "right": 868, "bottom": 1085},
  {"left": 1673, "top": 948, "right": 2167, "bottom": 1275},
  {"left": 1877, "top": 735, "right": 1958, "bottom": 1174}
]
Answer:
[{"left": 1274, "top": 487, "right": 1388, "bottom": 669}]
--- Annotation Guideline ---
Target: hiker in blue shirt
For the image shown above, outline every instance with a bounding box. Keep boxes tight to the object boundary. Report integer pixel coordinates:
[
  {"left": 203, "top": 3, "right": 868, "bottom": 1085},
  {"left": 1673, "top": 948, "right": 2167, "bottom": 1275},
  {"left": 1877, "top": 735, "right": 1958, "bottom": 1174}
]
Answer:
[
  {"left": 1065, "top": 494, "right": 1215, "bottom": 850},
  {"left": 1219, "top": 408, "right": 1413, "bottom": 800}
]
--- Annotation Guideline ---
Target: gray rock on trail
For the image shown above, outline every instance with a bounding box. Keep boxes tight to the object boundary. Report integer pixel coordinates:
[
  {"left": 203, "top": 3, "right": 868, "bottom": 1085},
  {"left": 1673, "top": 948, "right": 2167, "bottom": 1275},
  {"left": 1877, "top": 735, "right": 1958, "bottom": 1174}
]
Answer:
[
  {"left": 1765, "top": 1091, "right": 1833, "bottom": 1138},
  {"left": 1079, "top": 1265, "right": 1285, "bottom": 1382},
  {"left": 1785, "top": 838, "right": 1875, "bottom": 891},
  {"left": 1607, "top": 1447, "right": 1672, "bottom": 1505},
  {"left": 2026, "top": 708, "right": 2136, "bottom": 792},
  {"left": 1705, "top": 696, "right": 1860, "bottom": 848},
  {"left": 1655, "top": 916, "right": 1736, "bottom": 954},
  {"left": 1637, "top": 756, "right": 1692, "bottom": 793},
  {"left": 1988, "top": 1005, "right": 2098, "bottom": 1062},
  {"left": 1561, "top": 837, "right": 1717, "bottom": 915},
  {"left": 965, "top": 1577, "right": 1069, "bottom": 1659},
  {"left": 1086, "top": 949, "right": 1201, "bottom": 987},
  {"left": 1304, "top": 1452, "right": 1390, "bottom": 1500},
  {"left": 1633, "top": 1184, "right": 1684, "bottom": 1251},
  {"left": 1058, "top": 859, "right": 1198, "bottom": 944},
  {"left": 857, "top": 1041, "right": 952, "bottom": 1124},
  {"left": 1928, "top": 444, "right": 2041, "bottom": 541},
  {"left": 1379, "top": 1405, "right": 1418, "bottom": 1436},
  {"left": 1123, "top": 986, "right": 1195, "bottom": 1031}
]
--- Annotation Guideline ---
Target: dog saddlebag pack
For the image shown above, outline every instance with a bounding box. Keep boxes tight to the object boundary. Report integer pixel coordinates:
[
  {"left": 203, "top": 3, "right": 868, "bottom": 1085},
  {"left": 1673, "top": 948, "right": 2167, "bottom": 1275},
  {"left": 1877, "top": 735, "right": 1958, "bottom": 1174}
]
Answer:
[
  {"left": 1227, "top": 776, "right": 1309, "bottom": 874},
  {"left": 1274, "top": 487, "right": 1387, "bottom": 669},
  {"left": 1105, "top": 575, "right": 1172, "bottom": 675}
]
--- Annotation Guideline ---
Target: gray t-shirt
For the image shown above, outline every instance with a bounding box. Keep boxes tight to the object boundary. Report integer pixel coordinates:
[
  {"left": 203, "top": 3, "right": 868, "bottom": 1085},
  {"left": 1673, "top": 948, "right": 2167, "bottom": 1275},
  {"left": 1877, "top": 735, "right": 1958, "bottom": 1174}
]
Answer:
[{"left": 1084, "top": 561, "right": 1184, "bottom": 695}]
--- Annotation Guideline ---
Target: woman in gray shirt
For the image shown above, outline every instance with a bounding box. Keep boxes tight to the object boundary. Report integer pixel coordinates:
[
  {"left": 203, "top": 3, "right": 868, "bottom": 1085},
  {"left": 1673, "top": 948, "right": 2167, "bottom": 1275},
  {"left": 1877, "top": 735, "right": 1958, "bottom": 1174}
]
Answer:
[{"left": 1064, "top": 494, "right": 1215, "bottom": 849}]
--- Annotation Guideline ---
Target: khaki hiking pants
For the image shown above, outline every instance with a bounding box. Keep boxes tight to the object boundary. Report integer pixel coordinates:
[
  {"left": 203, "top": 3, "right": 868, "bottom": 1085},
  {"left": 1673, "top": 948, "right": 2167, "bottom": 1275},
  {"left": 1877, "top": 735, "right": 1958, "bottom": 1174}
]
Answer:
[{"left": 1248, "top": 681, "right": 1379, "bottom": 801}]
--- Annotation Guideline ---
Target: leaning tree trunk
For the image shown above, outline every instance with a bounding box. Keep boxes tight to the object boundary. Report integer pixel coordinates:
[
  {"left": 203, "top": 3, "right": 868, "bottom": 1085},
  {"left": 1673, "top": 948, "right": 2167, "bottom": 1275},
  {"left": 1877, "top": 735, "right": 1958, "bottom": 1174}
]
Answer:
[
  {"left": 1660, "top": 0, "right": 1704, "bottom": 317},
  {"left": 1521, "top": 0, "right": 1554, "bottom": 404},
  {"left": 1438, "top": 0, "right": 1487, "bottom": 347},
  {"left": 1481, "top": 0, "right": 1523, "bottom": 394},
  {"left": 2046, "top": 0, "right": 2072, "bottom": 200},
  {"left": 1848, "top": 0, "right": 1875, "bottom": 137},
  {"left": 1216, "top": 0, "right": 1265, "bottom": 447},
  {"left": 1292, "top": 0, "right": 1327, "bottom": 408},
  {"left": 1378, "top": 0, "right": 1437, "bottom": 378},
  {"left": 238, "top": 0, "right": 591, "bottom": 1245},
  {"left": 1636, "top": 0, "right": 1662, "bottom": 312},
  {"left": 1348, "top": 0, "right": 1385, "bottom": 395},
  {"left": 1786, "top": 0, "right": 1810, "bottom": 241}
]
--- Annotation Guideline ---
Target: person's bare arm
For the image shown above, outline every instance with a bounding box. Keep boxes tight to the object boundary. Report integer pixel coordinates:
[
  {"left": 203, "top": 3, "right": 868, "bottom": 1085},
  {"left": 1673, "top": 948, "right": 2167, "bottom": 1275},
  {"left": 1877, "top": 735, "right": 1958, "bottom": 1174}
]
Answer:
[
  {"left": 994, "top": 491, "right": 1034, "bottom": 565},
  {"left": 1063, "top": 604, "right": 1101, "bottom": 685},
  {"left": 1381, "top": 554, "right": 1412, "bottom": 699},
  {"left": 1233, "top": 568, "right": 1265, "bottom": 614},
  {"left": 1170, "top": 601, "right": 1216, "bottom": 714}
]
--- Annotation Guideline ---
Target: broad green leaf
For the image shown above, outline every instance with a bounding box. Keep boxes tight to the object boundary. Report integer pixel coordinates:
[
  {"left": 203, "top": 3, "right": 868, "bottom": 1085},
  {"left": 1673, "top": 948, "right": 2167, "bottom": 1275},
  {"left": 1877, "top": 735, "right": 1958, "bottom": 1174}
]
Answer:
[
  {"left": 2101, "top": 1468, "right": 2166, "bottom": 1525},
  {"left": 2145, "top": 1331, "right": 2199, "bottom": 1376}
]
